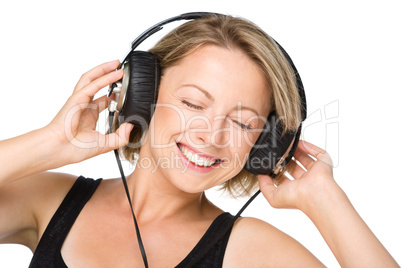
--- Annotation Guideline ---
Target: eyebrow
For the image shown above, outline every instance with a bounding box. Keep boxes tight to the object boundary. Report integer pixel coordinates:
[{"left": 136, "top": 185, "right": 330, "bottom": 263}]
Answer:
[
  {"left": 181, "top": 84, "right": 215, "bottom": 101},
  {"left": 180, "top": 84, "right": 261, "bottom": 116},
  {"left": 234, "top": 104, "right": 260, "bottom": 116}
]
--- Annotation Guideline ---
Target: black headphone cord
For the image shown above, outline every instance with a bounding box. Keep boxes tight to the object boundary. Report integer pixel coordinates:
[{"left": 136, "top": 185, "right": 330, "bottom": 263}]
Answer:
[
  {"left": 107, "top": 111, "right": 264, "bottom": 268},
  {"left": 109, "top": 112, "right": 149, "bottom": 268}
]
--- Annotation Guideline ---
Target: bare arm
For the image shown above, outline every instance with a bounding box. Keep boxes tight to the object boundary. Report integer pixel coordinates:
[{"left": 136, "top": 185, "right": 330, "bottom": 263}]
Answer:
[
  {"left": 258, "top": 141, "right": 399, "bottom": 267},
  {"left": 0, "top": 60, "right": 132, "bottom": 187},
  {"left": 0, "top": 172, "right": 76, "bottom": 250},
  {"left": 0, "top": 128, "right": 61, "bottom": 187},
  {"left": 304, "top": 179, "right": 396, "bottom": 267},
  {"left": 0, "top": 60, "right": 133, "bottom": 248},
  {"left": 225, "top": 217, "right": 325, "bottom": 267}
]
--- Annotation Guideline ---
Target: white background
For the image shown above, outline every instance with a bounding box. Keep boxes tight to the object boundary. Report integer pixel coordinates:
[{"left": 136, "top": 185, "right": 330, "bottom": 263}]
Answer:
[{"left": 0, "top": 0, "right": 401, "bottom": 267}]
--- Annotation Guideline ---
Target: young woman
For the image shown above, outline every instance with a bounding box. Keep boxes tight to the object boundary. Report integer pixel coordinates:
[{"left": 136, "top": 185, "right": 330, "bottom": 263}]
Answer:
[{"left": 0, "top": 14, "right": 398, "bottom": 267}]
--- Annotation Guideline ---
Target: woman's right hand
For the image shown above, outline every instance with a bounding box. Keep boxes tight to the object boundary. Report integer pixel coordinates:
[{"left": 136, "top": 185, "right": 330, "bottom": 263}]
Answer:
[
  {"left": 46, "top": 60, "right": 133, "bottom": 165},
  {"left": 0, "top": 60, "right": 133, "bottom": 184},
  {"left": 0, "top": 61, "right": 135, "bottom": 247}
]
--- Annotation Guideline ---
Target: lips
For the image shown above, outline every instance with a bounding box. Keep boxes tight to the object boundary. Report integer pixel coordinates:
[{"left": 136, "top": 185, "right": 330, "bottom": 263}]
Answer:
[{"left": 176, "top": 142, "right": 222, "bottom": 168}]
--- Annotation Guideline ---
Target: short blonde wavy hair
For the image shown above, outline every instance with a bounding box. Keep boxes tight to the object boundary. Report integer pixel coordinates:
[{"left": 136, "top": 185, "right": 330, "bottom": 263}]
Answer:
[{"left": 114, "top": 14, "right": 302, "bottom": 197}]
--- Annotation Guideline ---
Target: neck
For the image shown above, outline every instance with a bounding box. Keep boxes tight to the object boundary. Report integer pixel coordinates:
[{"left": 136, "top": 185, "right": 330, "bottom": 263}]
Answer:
[
  {"left": 119, "top": 135, "right": 222, "bottom": 223},
  {"left": 124, "top": 158, "right": 208, "bottom": 223}
]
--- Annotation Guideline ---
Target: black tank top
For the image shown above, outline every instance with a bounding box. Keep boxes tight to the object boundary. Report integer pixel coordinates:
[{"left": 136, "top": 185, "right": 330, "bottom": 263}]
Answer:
[{"left": 29, "top": 176, "right": 239, "bottom": 267}]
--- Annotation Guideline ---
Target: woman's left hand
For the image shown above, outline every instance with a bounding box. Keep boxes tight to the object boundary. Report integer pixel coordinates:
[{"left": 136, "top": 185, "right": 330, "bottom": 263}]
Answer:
[
  {"left": 257, "top": 140, "right": 336, "bottom": 212},
  {"left": 258, "top": 140, "right": 400, "bottom": 267}
]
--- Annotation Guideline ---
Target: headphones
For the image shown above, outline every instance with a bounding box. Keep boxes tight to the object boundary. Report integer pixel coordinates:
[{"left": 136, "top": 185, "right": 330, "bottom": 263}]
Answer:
[
  {"left": 108, "top": 12, "right": 307, "bottom": 177},
  {"left": 106, "top": 12, "right": 307, "bottom": 267}
]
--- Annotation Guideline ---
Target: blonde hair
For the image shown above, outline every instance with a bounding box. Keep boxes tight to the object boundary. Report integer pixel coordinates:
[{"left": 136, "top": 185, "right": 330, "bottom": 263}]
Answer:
[{"left": 115, "top": 14, "right": 302, "bottom": 197}]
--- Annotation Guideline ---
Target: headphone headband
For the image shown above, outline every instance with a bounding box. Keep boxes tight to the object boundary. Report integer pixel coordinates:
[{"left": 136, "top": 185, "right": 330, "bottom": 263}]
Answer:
[
  {"left": 113, "top": 12, "right": 220, "bottom": 98},
  {"left": 122, "top": 12, "right": 219, "bottom": 64},
  {"left": 110, "top": 12, "right": 307, "bottom": 176},
  {"left": 108, "top": 14, "right": 308, "bottom": 266},
  {"left": 131, "top": 12, "right": 217, "bottom": 50}
]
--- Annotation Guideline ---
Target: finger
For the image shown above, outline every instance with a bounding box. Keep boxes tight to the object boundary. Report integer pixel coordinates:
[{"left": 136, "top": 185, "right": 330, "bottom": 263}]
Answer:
[
  {"left": 257, "top": 174, "right": 277, "bottom": 204},
  {"left": 91, "top": 94, "right": 112, "bottom": 113},
  {"left": 98, "top": 123, "right": 134, "bottom": 153},
  {"left": 257, "top": 174, "right": 291, "bottom": 208},
  {"left": 298, "top": 140, "right": 333, "bottom": 167},
  {"left": 286, "top": 159, "right": 306, "bottom": 179},
  {"left": 74, "top": 68, "right": 123, "bottom": 103},
  {"left": 293, "top": 148, "right": 316, "bottom": 170},
  {"left": 258, "top": 173, "right": 274, "bottom": 190},
  {"left": 78, "top": 95, "right": 112, "bottom": 129},
  {"left": 298, "top": 140, "right": 325, "bottom": 158},
  {"left": 273, "top": 171, "right": 292, "bottom": 185},
  {"left": 74, "top": 60, "right": 121, "bottom": 93}
]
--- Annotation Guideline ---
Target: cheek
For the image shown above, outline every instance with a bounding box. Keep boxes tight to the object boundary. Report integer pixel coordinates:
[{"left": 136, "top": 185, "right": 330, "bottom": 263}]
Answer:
[
  {"left": 151, "top": 104, "right": 184, "bottom": 132},
  {"left": 146, "top": 105, "right": 184, "bottom": 150},
  {"left": 228, "top": 131, "right": 260, "bottom": 169},
  {"left": 246, "top": 131, "right": 261, "bottom": 148},
  {"left": 224, "top": 136, "right": 250, "bottom": 164},
  {"left": 233, "top": 130, "right": 259, "bottom": 153}
]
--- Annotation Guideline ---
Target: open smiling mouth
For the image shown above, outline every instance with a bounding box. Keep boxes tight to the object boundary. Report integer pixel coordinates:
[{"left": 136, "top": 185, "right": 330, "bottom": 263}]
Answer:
[{"left": 176, "top": 143, "right": 222, "bottom": 168}]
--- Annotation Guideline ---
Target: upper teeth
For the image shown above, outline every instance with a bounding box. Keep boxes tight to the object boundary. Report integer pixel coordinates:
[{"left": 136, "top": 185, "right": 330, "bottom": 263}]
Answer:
[{"left": 179, "top": 144, "right": 218, "bottom": 167}]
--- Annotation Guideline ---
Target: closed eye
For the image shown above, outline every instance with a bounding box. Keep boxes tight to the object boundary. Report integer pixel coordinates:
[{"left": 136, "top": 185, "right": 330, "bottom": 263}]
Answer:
[
  {"left": 181, "top": 100, "right": 204, "bottom": 110},
  {"left": 234, "top": 120, "right": 252, "bottom": 130},
  {"left": 181, "top": 99, "right": 253, "bottom": 130}
]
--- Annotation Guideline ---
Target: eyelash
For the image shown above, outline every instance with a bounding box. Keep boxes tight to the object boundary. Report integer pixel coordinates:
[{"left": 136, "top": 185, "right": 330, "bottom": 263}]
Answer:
[
  {"left": 181, "top": 100, "right": 252, "bottom": 130},
  {"left": 181, "top": 100, "right": 204, "bottom": 110},
  {"left": 235, "top": 121, "right": 252, "bottom": 130}
]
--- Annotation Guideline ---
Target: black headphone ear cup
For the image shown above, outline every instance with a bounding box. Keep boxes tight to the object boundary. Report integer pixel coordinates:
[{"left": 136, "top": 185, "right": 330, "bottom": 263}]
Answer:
[
  {"left": 244, "top": 41, "right": 306, "bottom": 176},
  {"left": 244, "top": 112, "right": 298, "bottom": 175},
  {"left": 119, "top": 51, "right": 160, "bottom": 132}
]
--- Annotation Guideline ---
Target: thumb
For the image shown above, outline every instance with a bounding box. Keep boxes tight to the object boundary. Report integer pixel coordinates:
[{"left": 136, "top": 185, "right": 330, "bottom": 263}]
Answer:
[
  {"left": 102, "top": 123, "right": 134, "bottom": 152},
  {"left": 258, "top": 174, "right": 276, "bottom": 196},
  {"left": 118, "top": 123, "right": 134, "bottom": 144},
  {"left": 257, "top": 174, "right": 280, "bottom": 208}
]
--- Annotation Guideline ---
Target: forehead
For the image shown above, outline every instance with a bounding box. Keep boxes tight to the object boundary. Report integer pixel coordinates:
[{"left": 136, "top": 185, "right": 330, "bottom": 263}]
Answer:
[{"left": 161, "top": 45, "right": 271, "bottom": 116}]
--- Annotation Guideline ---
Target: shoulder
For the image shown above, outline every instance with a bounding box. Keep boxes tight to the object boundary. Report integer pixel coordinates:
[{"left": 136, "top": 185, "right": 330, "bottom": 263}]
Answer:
[
  {"left": 223, "top": 216, "right": 325, "bottom": 267},
  {"left": 0, "top": 171, "right": 78, "bottom": 250},
  {"left": 29, "top": 172, "right": 81, "bottom": 221},
  {"left": 29, "top": 173, "right": 92, "bottom": 242},
  {"left": 0, "top": 171, "right": 78, "bottom": 223},
  {"left": 13, "top": 171, "right": 79, "bottom": 211}
]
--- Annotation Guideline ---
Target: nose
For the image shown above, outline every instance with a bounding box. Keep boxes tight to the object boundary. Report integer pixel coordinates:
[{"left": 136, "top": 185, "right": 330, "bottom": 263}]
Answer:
[{"left": 186, "top": 115, "right": 230, "bottom": 149}]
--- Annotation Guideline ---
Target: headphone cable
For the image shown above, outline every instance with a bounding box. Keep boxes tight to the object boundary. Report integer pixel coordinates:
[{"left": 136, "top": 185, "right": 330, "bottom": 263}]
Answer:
[
  {"left": 109, "top": 112, "right": 149, "bottom": 268},
  {"left": 107, "top": 111, "right": 262, "bottom": 268}
]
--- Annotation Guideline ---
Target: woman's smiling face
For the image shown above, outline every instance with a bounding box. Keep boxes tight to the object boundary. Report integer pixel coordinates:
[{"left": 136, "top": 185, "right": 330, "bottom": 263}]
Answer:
[{"left": 140, "top": 44, "right": 270, "bottom": 193}]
